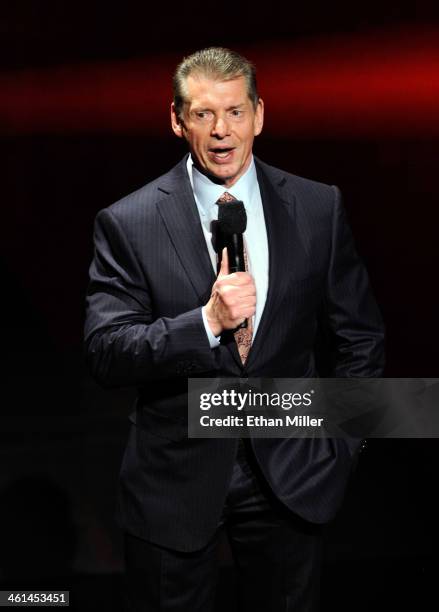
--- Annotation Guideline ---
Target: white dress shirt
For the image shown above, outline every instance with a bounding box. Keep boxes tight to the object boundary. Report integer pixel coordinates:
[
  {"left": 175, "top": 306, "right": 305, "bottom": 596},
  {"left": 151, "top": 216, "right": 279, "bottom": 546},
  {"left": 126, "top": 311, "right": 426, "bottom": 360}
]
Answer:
[{"left": 186, "top": 155, "right": 269, "bottom": 348}]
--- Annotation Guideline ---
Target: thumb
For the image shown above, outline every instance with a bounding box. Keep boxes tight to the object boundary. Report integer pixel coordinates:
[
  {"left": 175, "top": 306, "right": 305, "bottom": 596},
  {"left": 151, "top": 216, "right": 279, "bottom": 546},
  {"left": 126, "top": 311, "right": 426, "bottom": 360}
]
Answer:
[{"left": 218, "top": 247, "right": 229, "bottom": 277}]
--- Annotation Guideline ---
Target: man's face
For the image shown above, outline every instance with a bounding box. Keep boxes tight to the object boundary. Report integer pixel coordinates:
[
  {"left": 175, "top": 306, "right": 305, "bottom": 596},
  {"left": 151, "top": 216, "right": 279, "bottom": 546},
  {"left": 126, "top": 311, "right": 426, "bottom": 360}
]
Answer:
[{"left": 171, "top": 75, "right": 264, "bottom": 187}]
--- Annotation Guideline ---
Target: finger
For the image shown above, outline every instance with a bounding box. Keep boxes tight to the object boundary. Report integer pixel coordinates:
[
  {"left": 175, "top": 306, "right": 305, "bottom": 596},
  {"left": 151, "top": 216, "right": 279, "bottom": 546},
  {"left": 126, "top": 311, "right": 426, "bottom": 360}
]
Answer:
[
  {"left": 216, "top": 284, "right": 256, "bottom": 300},
  {"left": 232, "top": 271, "right": 255, "bottom": 285},
  {"left": 217, "top": 274, "right": 255, "bottom": 290},
  {"left": 218, "top": 247, "right": 229, "bottom": 277}
]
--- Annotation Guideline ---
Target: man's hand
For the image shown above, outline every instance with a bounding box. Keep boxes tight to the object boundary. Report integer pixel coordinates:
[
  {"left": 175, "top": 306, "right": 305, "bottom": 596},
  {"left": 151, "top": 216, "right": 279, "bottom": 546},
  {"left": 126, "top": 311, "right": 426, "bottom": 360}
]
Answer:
[{"left": 204, "top": 248, "right": 256, "bottom": 337}]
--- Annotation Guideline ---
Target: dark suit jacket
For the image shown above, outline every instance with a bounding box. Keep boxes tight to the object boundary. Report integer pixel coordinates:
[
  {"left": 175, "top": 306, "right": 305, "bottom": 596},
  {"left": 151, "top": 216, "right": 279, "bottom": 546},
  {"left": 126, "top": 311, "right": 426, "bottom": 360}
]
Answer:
[{"left": 84, "top": 155, "right": 385, "bottom": 552}]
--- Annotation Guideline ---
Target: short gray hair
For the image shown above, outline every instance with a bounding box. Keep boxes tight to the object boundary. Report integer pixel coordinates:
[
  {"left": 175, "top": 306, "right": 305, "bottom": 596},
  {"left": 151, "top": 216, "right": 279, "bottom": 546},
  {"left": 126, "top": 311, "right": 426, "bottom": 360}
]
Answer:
[{"left": 173, "top": 47, "right": 259, "bottom": 118}]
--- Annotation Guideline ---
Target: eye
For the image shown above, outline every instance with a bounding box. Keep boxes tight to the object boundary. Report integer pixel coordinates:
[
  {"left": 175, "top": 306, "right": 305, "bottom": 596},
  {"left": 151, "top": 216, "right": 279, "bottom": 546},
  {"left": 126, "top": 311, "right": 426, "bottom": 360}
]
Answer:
[
  {"left": 194, "top": 110, "right": 213, "bottom": 121},
  {"left": 230, "top": 109, "right": 243, "bottom": 118}
]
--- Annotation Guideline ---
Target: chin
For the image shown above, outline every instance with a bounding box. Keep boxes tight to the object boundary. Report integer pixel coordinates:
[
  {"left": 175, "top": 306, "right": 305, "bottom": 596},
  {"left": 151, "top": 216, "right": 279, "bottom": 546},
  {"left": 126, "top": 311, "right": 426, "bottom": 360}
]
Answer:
[{"left": 213, "top": 166, "right": 237, "bottom": 179}]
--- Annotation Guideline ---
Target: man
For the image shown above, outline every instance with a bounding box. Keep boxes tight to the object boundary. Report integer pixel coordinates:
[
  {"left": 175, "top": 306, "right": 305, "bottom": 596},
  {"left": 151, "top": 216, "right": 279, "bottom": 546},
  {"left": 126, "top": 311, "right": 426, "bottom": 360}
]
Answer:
[{"left": 84, "top": 47, "right": 384, "bottom": 611}]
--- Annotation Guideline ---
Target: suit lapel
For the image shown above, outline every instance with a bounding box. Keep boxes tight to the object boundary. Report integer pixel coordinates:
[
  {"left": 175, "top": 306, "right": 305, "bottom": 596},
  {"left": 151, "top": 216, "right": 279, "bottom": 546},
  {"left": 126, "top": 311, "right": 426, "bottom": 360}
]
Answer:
[
  {"left": 155, "top": 157, "right": 216, "bottom": 305},
  {"left": 221, "top": 160, "right": 299, "bottom": 369},
  {"left": 245, "top": 160, "right": 301, "bottom": 370}
]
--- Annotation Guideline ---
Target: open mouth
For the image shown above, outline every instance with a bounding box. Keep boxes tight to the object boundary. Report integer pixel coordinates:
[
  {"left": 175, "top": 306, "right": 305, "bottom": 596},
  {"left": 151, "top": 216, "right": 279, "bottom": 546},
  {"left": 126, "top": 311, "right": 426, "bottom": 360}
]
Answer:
[{"left": 209, "top": 147, "right": 235, "bottom": 161}]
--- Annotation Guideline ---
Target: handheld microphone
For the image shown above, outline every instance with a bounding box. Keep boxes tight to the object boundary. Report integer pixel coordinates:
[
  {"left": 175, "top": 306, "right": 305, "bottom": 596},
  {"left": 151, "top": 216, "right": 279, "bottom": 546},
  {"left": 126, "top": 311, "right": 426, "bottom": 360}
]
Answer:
[{"left": 216, "top": 200, "right": 248, "bottom": 328}]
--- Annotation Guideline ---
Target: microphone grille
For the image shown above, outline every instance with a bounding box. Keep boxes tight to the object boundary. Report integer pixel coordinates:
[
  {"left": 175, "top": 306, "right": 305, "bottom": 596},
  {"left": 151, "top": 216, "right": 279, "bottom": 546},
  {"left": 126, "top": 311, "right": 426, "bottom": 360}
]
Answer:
[{"left": 217, "top": 200, "right": 247, "bottom": 234}]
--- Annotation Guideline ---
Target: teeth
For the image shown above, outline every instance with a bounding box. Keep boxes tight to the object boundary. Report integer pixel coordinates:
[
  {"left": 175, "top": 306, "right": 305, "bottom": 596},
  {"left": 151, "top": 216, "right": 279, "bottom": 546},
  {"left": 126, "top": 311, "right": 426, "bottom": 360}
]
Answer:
[{"left": 215, "top": 151, "right": 231, "bottom": 158}]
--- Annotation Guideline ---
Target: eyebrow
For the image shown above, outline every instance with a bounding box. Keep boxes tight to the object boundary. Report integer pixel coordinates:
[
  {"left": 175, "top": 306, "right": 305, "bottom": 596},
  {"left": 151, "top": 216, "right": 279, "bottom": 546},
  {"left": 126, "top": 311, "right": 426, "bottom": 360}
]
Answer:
[
  {"left": 227, "top": 104, "right": 246, "bottom": 110},
  {"left": 191, "top": 103, "right": 247, "bottom": 113}
]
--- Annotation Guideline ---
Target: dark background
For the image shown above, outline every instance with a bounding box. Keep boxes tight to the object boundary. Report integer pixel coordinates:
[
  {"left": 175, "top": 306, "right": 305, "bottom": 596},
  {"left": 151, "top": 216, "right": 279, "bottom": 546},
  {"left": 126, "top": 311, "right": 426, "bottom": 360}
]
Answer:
[{"left": 1, "top": 2, "right": 438, "bottom": 610}]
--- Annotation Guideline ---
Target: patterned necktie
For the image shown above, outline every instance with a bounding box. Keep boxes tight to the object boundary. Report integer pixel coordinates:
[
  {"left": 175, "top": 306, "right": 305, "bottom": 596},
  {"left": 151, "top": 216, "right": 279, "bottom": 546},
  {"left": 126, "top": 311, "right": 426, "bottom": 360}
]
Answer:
[{"left": 216, "top": 191, "right": 253, "bottom": 364}]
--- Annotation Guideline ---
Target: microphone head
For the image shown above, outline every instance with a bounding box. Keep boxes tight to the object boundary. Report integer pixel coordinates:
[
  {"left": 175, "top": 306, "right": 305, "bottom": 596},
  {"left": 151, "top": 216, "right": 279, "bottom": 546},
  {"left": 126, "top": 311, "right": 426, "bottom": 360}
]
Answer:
[{"left": 217, "top": 200, "right": 247, "bottom": 235}]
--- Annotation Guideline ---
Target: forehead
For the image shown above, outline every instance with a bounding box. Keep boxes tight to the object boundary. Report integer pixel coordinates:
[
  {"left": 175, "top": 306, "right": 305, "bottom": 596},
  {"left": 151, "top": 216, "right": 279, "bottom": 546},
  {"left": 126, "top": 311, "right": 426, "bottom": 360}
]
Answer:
[{"left": 184, "top": 74, "right": 249, "bottom": 109}]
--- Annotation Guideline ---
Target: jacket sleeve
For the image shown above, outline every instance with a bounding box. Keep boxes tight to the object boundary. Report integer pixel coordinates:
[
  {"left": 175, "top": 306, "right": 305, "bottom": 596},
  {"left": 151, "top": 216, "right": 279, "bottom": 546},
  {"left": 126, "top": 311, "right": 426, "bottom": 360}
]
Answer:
[
  {"left": 324, "top": 186, "right": 385, "bottom": 377},
  {"left": 84, "top": 208, "right": 219, "bottom": 388}
]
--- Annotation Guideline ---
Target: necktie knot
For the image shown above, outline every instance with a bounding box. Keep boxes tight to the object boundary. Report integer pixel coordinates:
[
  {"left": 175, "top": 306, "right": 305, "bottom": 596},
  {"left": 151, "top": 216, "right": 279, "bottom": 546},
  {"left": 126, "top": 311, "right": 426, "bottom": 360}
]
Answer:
[{"left": 216, "top": 191, "right": 236, "bottom": 204}]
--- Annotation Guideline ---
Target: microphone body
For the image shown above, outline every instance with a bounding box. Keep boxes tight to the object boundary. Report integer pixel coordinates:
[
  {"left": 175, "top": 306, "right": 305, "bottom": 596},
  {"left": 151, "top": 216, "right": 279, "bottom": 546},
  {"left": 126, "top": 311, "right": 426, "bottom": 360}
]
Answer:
[{"left": 221, "top": 233, "right": 245, "bottom": 273}]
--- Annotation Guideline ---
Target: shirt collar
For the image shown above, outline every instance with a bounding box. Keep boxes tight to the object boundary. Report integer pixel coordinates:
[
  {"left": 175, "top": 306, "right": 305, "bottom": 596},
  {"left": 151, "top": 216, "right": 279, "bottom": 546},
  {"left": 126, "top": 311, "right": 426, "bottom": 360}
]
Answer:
[{"left": 187, "top": 154, "right": 258, "bottom": 220}]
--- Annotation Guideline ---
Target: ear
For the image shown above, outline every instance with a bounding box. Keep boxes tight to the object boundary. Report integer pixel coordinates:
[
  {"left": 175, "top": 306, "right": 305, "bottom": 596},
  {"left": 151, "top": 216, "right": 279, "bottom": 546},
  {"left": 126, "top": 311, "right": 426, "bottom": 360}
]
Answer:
[
  {"left": 171, "top": 102, "right": 184, "bottom": 138},
  {"left": 253, "top": 98, "right": 264, "bottom": 137}
]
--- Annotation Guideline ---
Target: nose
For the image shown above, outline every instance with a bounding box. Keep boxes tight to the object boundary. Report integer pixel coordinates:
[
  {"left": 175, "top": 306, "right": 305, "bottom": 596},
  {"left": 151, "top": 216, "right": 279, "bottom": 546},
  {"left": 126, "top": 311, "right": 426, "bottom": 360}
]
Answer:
[{"left": 211, "top": 115, "right": 230, "bottom": 138}]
